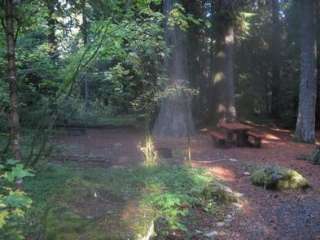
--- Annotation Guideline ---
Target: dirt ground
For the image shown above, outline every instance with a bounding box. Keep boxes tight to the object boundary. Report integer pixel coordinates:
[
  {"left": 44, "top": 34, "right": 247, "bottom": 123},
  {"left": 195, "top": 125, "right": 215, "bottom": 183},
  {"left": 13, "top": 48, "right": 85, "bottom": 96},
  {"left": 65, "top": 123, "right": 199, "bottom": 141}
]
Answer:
[{"left": 52, "top": 126, "right": 320, "bottom": 240}]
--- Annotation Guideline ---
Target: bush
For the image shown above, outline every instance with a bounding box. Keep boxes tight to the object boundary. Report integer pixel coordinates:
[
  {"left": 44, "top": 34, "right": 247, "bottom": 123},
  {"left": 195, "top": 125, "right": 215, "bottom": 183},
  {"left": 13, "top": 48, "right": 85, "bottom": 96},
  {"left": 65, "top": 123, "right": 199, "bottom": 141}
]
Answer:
[
  {"left": 250, "top": 165, "right": 309, "bottom": 190},
  {"left": 0, "top": 160, "right": 33, "bottom": 240}
]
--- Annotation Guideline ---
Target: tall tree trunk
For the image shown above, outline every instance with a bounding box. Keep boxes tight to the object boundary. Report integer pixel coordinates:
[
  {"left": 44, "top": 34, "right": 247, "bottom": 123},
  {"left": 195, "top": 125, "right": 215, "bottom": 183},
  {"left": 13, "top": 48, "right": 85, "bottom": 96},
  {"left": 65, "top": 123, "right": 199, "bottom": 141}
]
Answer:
[
  {"left": 208, "top": 0, "right": 215, "bottom": 115},
  {"left": 4, "top": 0, "right": 22, "bottom": 161},
  {"left": 270, "top": 0, "right": 281, "bottom": 118},
  {"left": 317, "top": 45, "right": 320, "bottom": 129},
  {"left": 153, "top": 0, "right": 194, "bottom": 137},
  {"left": 212, "top": 0, "right": 236, "bottom": 123},
  {"left": 81, "top": 0, "right": 88, "bottom": 45},
  {"left": 295, "top": 0, "right": 317, "bottom": 143},
  {"left": 47, "top": 0, "right": 58, "bottom": 60},
  {"left": 186, "top": 0, "right": 206, "bottom": 124},
  {"left": 81, "top": 0, "right": 89, "bottom": 111},
  {"left": 315, "top": 0, "right": 320, "bottom": 129}
]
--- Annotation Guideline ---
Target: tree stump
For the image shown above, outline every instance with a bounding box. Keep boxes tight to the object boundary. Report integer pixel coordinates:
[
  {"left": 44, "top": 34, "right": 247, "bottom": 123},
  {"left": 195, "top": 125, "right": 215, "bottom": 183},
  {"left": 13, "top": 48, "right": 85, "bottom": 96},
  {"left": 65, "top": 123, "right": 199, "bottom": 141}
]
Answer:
[{"left": 310, "top": 148, "right": 320, "bottom": 164}]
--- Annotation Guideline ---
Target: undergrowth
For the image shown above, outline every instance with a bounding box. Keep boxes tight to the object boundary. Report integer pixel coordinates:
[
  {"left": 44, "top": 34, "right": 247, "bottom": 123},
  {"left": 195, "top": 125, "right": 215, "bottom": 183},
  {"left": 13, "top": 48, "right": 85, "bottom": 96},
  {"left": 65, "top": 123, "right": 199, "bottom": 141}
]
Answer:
[{"left": 23, "top": 163, "right": 232, "bottom": 239}]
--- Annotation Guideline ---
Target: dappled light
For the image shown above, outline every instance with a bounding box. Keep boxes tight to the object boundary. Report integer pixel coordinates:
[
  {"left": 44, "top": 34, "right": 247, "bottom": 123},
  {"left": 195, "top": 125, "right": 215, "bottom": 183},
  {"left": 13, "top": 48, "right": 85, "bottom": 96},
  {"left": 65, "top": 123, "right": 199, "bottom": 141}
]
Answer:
[
  {"left": 214, "top": 72, "right": 225, "bottom": 83},
  {"left": 192, "top": 162, "right": 237, "bottom": 182},
  {"left": 264, "top": 133, "right": 281, "bottom": 141},
  {"left": 208, "top": 166, "right": 237, "bottom": 182},
  {"left": 270, "top": 128, "right": 291, "bottom": 133},
  {"left": 139, "top": 136, "right": 159, "bottom": 167}
]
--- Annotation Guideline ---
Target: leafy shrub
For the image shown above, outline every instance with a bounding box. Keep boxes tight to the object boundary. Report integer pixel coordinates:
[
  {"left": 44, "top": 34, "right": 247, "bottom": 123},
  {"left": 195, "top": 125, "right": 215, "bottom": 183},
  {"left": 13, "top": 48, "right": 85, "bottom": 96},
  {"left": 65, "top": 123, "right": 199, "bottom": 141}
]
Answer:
[
  {"left": 250, "top": 165, "right": 309, "bottom": 190},
  {"left": 0, "top": 160, "right": 33, "bottom": 240},
  {"left": 56, "top": 96, "right": 114, "bottom": 125}
]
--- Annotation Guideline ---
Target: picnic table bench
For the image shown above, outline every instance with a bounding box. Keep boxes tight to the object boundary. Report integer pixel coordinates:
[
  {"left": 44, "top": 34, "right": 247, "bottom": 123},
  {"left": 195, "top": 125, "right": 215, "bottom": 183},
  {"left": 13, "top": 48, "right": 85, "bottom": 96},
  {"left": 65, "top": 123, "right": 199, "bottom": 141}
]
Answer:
[
  {"left": 247, "top": 131, "right": 263, "bottom": 148},
  {"left": 209, "top": 131, "right": 227, "bottom": 147},
  {"left": 210, "top": 122, "right": 263, "bottom": 148}
]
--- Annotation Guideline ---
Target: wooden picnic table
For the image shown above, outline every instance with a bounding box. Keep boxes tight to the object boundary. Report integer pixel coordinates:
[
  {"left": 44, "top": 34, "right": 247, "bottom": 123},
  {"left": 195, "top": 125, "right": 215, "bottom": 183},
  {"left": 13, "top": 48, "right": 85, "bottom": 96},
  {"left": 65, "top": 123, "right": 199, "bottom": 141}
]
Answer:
[{"left": 219, "top": 122, "right": 253, "bottom": 146}]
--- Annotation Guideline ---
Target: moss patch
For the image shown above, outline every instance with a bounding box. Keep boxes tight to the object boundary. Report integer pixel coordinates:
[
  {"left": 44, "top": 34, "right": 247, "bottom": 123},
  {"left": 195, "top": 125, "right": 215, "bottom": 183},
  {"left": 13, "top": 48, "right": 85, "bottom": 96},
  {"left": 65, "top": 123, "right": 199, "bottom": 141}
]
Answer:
[
  {"left": 250, "top": 166, "right": 309, "bottom": 190},
  {"left": 201, "top": 182, "right": 242, "bottom": 204}
]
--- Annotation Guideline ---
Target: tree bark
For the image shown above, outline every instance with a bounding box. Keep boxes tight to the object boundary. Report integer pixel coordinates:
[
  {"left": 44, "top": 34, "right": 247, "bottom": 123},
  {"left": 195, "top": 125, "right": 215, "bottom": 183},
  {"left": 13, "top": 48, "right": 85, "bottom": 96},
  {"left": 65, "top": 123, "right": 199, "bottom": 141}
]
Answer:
[
  {"left": 4, "top": 0, "right": 22, "bottom": 161},
  {"left": 81, "top": 0, "right": 88, "bottom": 45},
  {"left": 295, "top": 0, "right": 317, "bottom": 143},
  {"left": 208, "top": 0, "right": 215, "bottom": 116},
  {"left": 152, "top": 0, "right": 194, "bottom": 137},
  {"left": 186, "top": 0, "right": 207, "bottom": 124},
  {"left": 270, "top": 0, "right": 281, "bottom": 118},
  {"left": 212, "top": 0, "right": 236, "bottom": 123},
  {"left": 81, "top": 0, "right": 89, "bottom": 111},
  {"left": 316, "top": 41, "right": 320, "bottom": 129},
  {"left": 315, "top": 0, "right": 320, "bottom": 129},
  {"left": 47, "top": 0, "right": 58, "bottom": 61}
]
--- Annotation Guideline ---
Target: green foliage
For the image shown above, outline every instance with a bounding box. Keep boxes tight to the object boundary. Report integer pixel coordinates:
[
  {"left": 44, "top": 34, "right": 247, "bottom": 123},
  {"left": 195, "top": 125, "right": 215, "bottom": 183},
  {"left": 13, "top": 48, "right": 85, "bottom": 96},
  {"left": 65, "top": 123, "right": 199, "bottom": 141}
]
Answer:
[
  {"left": 0, "top": 0, "right": 314, "bottom": 143},
  {"left": 0, "top": 0, "right": 169, "bottom": 134},
  {"left": 142, "top": 165, "right": 213, "bottom": 230},
  {"left": 250, "top": 165, "right": 309, "bottom": 190},
  {"left": 236, "top": 11, "right": 256, "bottom": 40},
  {"left": 0, "top": 160, "right": 33, "bottom": 240},
  {"left": 168, "top": 4, "right": 200, "bottom": 31},
  {"left": 57, "top": 4, "right": 167, "bottom": 117},
  {"left": 55, "top": 96, "right": 141, "bottom": 127},
  {"left": 3, "top": 163, "right": 34, "bottom": 183}
]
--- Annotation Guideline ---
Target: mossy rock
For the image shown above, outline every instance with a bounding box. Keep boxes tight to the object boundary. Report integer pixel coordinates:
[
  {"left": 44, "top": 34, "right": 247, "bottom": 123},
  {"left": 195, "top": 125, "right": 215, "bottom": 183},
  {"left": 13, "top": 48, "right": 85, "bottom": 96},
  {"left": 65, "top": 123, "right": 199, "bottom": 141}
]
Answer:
[
  {"left": 250, "top": 166, "right": 309, "bottom": 190},
  {"left": 201, "top": 182, "right": 242, "bottom": 204}
]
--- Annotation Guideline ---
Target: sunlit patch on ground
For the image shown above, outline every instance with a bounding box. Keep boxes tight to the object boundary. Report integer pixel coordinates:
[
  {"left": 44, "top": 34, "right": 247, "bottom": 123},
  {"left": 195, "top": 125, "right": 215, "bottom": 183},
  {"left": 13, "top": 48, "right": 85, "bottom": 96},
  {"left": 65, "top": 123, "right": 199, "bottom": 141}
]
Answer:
[{"left": 207, "top": 166, "right": 236, "bottom": 182}]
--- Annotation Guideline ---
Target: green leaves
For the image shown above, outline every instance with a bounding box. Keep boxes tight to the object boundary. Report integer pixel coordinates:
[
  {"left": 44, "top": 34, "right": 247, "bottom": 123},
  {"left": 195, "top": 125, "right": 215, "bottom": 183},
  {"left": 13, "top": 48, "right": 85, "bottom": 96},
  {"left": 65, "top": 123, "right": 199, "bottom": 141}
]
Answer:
[
  {"left": 136, "top": 0, "right": 162, "bottom": 7},
  {"left": 139, "top": 166, "right": 214, "bottom": 231},
  {"left": 3, "top": 164, "right": 34, "bottom": 183},
  {"left": 237, "top": 11, "right": 256, "bottom": 39},
  {"left": 2, "top": 190, "right": 32, "bottom": 209},
  {"left": 0, "top": 161, "right": 33, "bottom": 239},
  {"left": 168, "top": 3, "right": 200, "bottom": 31}
]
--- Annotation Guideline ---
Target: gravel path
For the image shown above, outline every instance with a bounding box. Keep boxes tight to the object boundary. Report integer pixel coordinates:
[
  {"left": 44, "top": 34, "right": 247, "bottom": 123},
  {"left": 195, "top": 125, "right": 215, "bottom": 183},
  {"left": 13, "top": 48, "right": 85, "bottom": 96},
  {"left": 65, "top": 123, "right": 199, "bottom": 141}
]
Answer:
[{"left": 192, "top": 127, "right": 320, "bottom": 240}]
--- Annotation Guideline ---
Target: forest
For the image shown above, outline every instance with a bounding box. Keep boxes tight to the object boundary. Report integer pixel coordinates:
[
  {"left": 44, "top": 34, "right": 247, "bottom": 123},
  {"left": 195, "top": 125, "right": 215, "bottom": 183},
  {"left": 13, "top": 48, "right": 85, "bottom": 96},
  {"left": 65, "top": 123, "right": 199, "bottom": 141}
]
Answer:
[{"left": 0, "top": 0, "right": 320, "bottom": 239}]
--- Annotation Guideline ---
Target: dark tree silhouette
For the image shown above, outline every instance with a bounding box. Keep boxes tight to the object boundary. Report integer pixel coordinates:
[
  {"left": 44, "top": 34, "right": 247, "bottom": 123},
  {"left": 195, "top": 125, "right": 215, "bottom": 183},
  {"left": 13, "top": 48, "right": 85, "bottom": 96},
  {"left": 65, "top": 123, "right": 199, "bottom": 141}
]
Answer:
[
  {"left": 3, "top": 0, "right": 22, "bottom": 160},
  {"left": 212, "top": 0, "right": 236, "bottom": 123},
  {"left": 295, "top": 0, "right": 317, "bottom": 143},
  {"left": 271, "top": 0, "right": 281, "bottom": 118}
]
